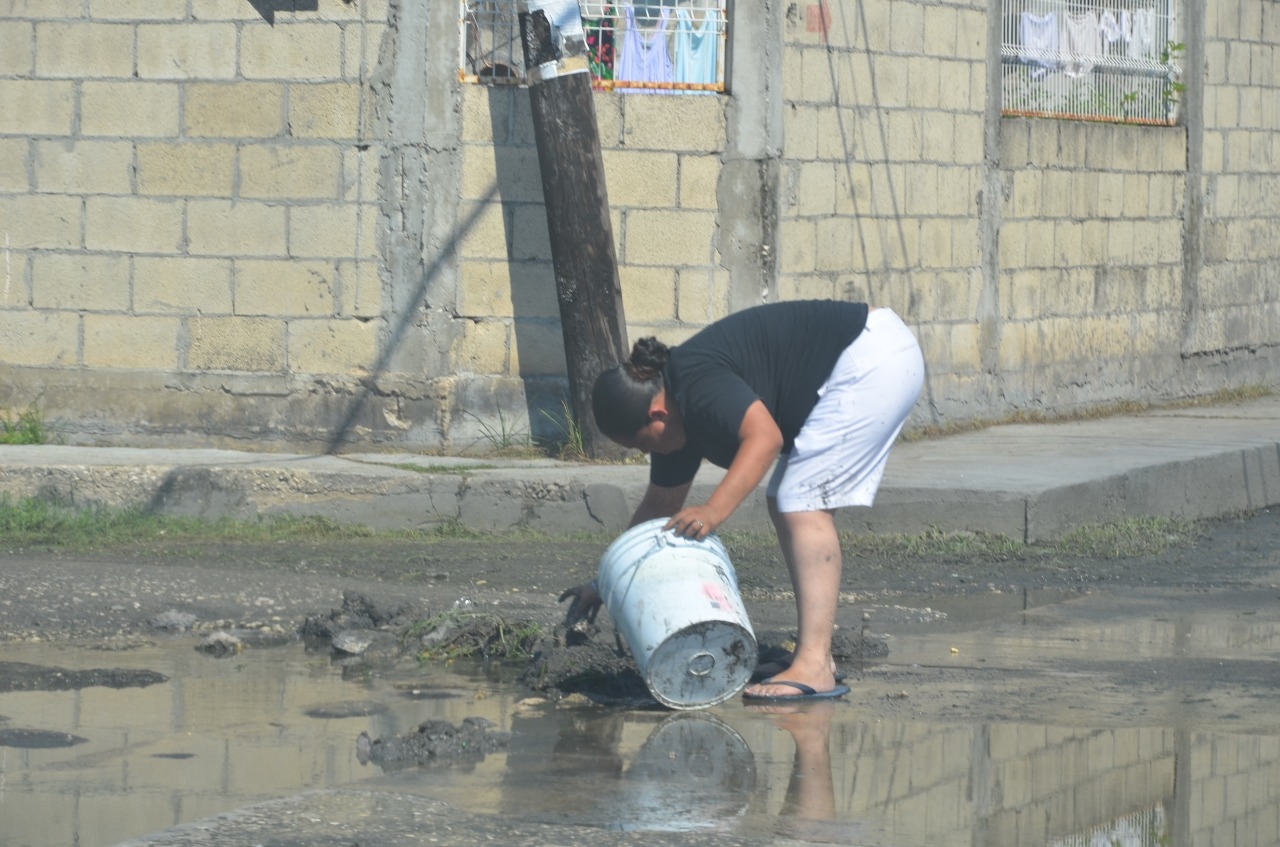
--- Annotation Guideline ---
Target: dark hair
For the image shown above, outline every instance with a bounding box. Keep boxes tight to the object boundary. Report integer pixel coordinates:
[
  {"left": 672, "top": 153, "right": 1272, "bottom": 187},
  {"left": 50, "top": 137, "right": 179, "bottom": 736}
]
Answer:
[{"left": 592, "top": 336, "right": 670, "bottom": 440}]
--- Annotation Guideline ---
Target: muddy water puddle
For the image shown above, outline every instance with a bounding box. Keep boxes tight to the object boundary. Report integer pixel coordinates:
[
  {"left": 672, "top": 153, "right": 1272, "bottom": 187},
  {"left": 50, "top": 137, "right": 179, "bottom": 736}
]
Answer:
[{"left": 4, "top": 586, "right": 1280, "bottom": 846}]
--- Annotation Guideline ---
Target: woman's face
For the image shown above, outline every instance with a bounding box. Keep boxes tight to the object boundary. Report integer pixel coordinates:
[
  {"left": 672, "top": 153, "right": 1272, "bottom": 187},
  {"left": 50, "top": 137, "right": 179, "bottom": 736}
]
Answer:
[{"left": 615, "top": 406, "right": 685, "bottom": 455}]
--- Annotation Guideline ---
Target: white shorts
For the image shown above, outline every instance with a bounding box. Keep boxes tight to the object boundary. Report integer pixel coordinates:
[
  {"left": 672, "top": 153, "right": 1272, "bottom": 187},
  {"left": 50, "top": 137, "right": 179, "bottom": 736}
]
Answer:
[{"left": 766, "top": 308, "right": 924, "bottom": 513}]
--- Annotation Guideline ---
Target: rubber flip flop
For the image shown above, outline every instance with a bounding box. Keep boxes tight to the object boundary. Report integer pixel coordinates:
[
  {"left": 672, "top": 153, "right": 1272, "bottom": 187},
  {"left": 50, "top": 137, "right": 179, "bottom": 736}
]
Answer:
[
  {"left": 749, "top": 664, "right": 847, "bottom": 685},
  {"left": 741, "top": 679, "right": 851, "bottom": 703}
]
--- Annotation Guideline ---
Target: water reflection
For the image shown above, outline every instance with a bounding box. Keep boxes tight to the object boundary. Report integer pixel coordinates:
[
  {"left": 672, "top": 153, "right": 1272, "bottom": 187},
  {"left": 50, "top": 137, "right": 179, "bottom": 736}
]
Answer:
[{"left": 1, "top": 588, "right": 1280, "bottom": 846}]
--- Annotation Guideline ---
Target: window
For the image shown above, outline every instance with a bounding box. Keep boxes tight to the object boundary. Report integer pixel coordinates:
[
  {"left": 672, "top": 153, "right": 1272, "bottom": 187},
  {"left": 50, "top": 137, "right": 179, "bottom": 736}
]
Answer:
[
  {"left": 1001, "top": 0, "right": 1182, "bottom": 125},
  {"left": 460, "top": 0, "right": 728, "bottom": 93}
]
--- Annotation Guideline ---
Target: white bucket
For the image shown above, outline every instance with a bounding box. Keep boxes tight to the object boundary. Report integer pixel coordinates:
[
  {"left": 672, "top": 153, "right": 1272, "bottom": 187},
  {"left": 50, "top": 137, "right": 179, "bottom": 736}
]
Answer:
[{"left": 597, "top": 518, "right": 757, "bottom": 709}]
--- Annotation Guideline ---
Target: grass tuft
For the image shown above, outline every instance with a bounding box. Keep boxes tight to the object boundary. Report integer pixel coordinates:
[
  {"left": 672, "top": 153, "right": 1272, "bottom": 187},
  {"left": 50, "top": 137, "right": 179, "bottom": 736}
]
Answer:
[{"left": 1, "top": 405, "right": 48, "bottom": 445}]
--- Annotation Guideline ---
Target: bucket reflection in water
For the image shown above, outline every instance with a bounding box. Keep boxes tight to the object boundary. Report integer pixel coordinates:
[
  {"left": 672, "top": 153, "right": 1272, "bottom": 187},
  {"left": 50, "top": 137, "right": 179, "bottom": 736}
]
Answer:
[
  {"left": 596, "top": 518, "right": 757, "bottom": 709},
  {"left": 617, "top": 712, "right": 756, "bottom": 831}
]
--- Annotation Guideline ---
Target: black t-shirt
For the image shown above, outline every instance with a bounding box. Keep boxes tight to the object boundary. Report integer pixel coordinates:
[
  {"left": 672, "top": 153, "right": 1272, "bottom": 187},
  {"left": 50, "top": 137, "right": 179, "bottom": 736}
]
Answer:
[{"left": 650, "top": 299, "right": 870, "bottom": 488}]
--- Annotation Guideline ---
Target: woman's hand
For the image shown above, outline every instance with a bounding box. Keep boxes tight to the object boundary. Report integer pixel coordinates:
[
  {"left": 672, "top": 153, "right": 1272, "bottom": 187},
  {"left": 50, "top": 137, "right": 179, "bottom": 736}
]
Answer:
[
  {"left": 665, "top": 505, "right": 722, "bottom": 540},
  {"left": 558, "top": 580, "right": 602, "bottom": 629}
]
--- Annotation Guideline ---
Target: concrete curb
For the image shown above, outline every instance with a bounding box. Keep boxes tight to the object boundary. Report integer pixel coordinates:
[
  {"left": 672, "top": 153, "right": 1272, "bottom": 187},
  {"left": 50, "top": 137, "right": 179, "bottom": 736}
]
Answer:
[{"left": 2, "top": 398, "right": 1279, "bottom": 541}]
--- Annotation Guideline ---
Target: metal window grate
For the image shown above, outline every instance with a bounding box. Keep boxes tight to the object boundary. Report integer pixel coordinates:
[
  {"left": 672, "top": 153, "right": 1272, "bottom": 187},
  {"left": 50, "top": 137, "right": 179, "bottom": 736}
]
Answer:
[
  {"left": 1001, "top": 0, "right": 1182, "bottom": 125},
  {"left": 460, "top": 0, "right": 728, "bottom": 93}
]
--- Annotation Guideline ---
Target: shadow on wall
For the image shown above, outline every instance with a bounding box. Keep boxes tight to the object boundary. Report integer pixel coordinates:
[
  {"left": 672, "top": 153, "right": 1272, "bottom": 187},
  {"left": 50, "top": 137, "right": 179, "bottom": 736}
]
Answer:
[
  {"left": 324, "top": 183, "right": 501, "bottom": 455},
  {"left": 488, "top": 86, "right": 572, "bottom": 446},
  {"left": 246, "top": 0, "right": 320, "bottom": 25}
]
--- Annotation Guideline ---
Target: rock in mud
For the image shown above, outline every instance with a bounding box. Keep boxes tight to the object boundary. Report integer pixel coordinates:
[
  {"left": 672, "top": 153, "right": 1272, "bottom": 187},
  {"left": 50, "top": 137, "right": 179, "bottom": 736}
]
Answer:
[
  {"left": 356, "top": 717, "right": 509, "bottom": 773},
  {"left": 195, "top": 631, "right": 242, "bottom": 657},
  {"left": 147, "top": 610, "right": 198, "bottom": 632},
  {"left": 300, "top": 589, "right": 417, "bottom": 643}
]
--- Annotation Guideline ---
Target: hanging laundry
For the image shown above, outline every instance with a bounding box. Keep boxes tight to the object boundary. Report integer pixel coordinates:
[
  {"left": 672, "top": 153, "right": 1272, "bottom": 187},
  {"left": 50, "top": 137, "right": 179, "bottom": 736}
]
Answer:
[
  {"left": 673, "top": 6, "right": 719, "bottom": 91},
  {"left": 583, "top": 3, "right": 616, "bottom": 87},
  {"left": 1128, "top": 7, "right": 1157, "bottom": 60},
  {"left": 1019, "top": 11, "right": 1059, "bottom": 78},
  {"left": 1099, "top": 9, "right": 1126, "bottom": 49},
  {"left": 1063, "top": 10, "right": 1101, "bottom": 77},
  {"left": 617, "top": 3, "right": 673, "bottom": 93}
]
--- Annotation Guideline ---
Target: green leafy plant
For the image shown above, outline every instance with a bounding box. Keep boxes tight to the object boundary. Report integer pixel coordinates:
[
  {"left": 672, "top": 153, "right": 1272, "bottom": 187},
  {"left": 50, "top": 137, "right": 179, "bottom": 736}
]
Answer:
[
  {"left": 539, "top": 399, "right": 587, "bottom": 461},
  {"left": 466, "top": 409, "right": 533, "bottom": 456},
  {"left": 1, "top": 405, "right": 47, "bottom": 445}
]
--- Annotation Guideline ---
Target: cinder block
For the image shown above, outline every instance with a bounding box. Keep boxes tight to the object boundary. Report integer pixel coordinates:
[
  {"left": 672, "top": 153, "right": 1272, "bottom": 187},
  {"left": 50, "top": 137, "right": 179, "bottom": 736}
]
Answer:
[
  {"left": 32, "top": 253, "right": 130, "bottom": 311},
  {"left": 676, "top": 266, "right": 729, "bottom": 323},
  {"left": 135, "top": 257, "right": 234, "bottom": 314},
  {"left": 86, "top": 197, "right": 184, "bottom": 254},
  {"left": 457, "top": 260, "right": 516, "bottom": 318},
  {"left": 187, "top": 199, "right": 288, "bottom": 257},
  {"left": 289, "top": 202, "right": 378, "bottom": 259},
  {"left": 136, "top": 142, "right": 235, "bottom": 197},
  {"left": 890, "top": 1, "right": 925, "bottom": 53},
  {"left": 0, "top": 80, "right": 75, "bottom": 135},
  {"left": 33, "top": 139, "right": 133, "bottom": 195},
  {"left": 509, "top": 320, "right": 567, "bottom": 377},
  {"left": 0, "top": 21, "right": 33, "bottom": 75},
  {"left": 794, "top": 160, "right": 837, "bottom": 217},
  {"left": 778, "top": 217, "right": 817, "bottom": 274},
  {"left": 783, "top": 104, "right": 820, "bottom": 160},
  {"left": 81, "top": 81, "right": 181, "bottom": 137},
  {"left": 919, "top": 217, "right": 953, "bottom": 269},
  {"left": 452, "top": 319, "right": 510, "bottom": 375},
  {"left": 602, "top": 149, "right": 679, "bottom": 207},
  {"left": 0, "top": 139, "right": 28, "bottom": 192},
  {"left": 239, "top": 144, "right": 342, "bottom": 200},
  {"left": 461, "top": 146, "right": 543, "bottom": 204},
  {"left": 187, "top": 316, "right": 286, "bottom": 371},
  {"left": 0, "top": 311, "right": 79, "bottom": 366},
  {"left": 83, "top": 315, "right": 180, "bottom": 368},
  {"left": 35, "top": 21, "right": 134, "bottom": 77},
  {"left": 461, "top": 86, "right": 499, "bottom": 144},
  {"left": 618, "top": 265, "right": 677, "bottom": 322},
  {"left": 190, "top": 0, "right": 270, "bottom": 20},
  {"left": 235, "top": 259, "right": 335, "bottom": 317},
  {"left": 678, "top": 154, "right": 720, "bottom": 210},
  {"left": 458, "top": 202, "right": 509, "bottom": 260},
  {"left": 905, "top": 163, "right": 940, "bottom": 216},
  {"left": 335, "top": 259, "right": 382, "bottom": 319},
  {"left": 137, "top": 23, "right": 237, "bottom": 79},
  {"left": 341, "top": 146, "right": 381, "bottom": 203},
  {"left": 509, "top": 205, "right": 552, "bottom": 262},
  {"left": 0, "top": 195, "right": 81, "bottom": 249},
  {"left": 288, "top": 82, "right": 361, "bottom": 139},
  {"left": 343, "top": 22, "right": 386, "bottom": 79},
  {"left": 185, "top": 82, "right": 285, "bottom": 138},
  {"left": 912, "top": 55, "right": 946, "bottom": 110},
  {"left": 620, "top": 96, "right": 725, "bottom": 153},
  {"left": 288, "top": 317, "right": 378, "bottom": 374},
  {"left": 799, "top": 48, "right": 836, "bottom": 104},
  {"left": 623, "top": 209, "right": 716, "bottom": 266},
  {"left": 815, "top": 215, "right": 856, "bottom": 271},
  {"left": 241, "top": 22, "right": 343, "bottom": 80},
  {"left": 88, "top": 0, "right": 187, "bottom": 19}
]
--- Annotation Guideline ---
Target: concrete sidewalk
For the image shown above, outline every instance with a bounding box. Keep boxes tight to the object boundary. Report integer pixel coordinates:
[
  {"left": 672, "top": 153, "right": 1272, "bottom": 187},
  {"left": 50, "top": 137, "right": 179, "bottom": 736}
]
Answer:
[{"left": 2, "top": 397, "right": 1279, "bottom": 542}]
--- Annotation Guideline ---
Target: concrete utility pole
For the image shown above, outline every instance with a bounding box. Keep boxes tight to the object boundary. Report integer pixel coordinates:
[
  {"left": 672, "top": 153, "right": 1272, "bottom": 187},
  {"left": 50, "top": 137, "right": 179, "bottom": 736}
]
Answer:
[{"left": 518, "top": 4, "right": 628, "bottom": 460}]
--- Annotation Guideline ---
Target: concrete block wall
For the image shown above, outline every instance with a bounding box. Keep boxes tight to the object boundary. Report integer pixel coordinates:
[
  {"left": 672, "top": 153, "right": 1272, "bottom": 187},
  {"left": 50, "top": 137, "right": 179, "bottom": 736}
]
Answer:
[
  {"left": 996, "top": 119, "right": 1188, "bottom": 410},
  {"left": 1, "top": 0, "right": 1278, "bottom": 451},
  {"left": 457, "top": 83, "right": 731, "bottom": 384},
  {"left": 777, "top": 0, "right": 990, "bottom": 425},
  {"left": 1192, "top": 2, "right": 1280, "bottom": 372},
  {"left": 0, "top": 0, "right": 391, "bottom": 448}
]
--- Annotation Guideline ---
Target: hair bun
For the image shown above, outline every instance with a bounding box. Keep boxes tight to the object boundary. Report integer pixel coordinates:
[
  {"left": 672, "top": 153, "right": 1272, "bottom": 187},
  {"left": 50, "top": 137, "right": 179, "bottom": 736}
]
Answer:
[{"left": 627, "top": 336, "right": 669, "bottom": 380}]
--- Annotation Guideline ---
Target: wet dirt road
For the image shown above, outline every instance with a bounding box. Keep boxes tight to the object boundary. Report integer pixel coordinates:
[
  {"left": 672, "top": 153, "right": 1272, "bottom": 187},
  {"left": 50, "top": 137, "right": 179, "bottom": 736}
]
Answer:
[{"left": 2, "top": 509, "right": 1280, "bottom": 845}]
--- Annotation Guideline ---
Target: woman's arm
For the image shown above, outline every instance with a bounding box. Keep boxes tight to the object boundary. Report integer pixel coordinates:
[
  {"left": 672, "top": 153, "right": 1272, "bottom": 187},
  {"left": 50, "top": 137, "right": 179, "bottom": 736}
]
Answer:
[
  {"left": 631, "top": 479, "right": 694, "bottom": 527},
  {"left": 668, "top": 400, "right": 782, "bottom": 538}
]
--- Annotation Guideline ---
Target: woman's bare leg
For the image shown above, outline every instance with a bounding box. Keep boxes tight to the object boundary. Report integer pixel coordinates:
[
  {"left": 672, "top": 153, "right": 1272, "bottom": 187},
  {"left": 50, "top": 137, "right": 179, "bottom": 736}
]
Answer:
[{"left": 744, "top": 502, "right": 842, "bottom": 697}]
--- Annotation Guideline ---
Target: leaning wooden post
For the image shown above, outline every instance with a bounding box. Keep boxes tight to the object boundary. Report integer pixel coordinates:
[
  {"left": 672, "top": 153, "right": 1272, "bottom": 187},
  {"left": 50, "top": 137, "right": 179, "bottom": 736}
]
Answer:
[{"left": 518, "top": 4, "right": 628, "bottom": 460}]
